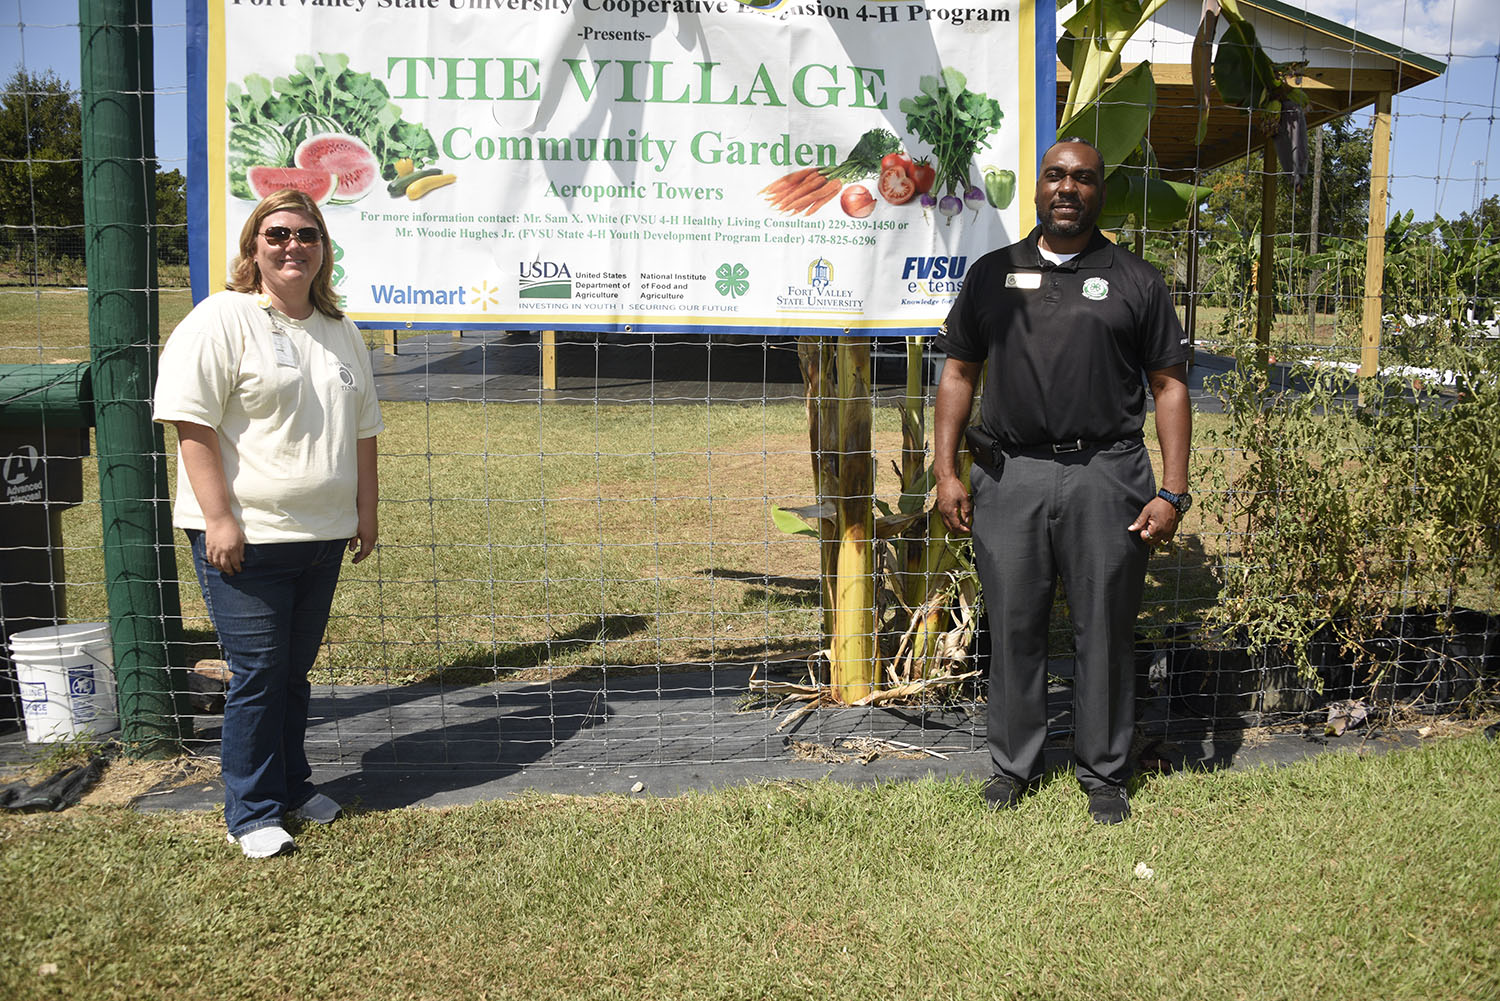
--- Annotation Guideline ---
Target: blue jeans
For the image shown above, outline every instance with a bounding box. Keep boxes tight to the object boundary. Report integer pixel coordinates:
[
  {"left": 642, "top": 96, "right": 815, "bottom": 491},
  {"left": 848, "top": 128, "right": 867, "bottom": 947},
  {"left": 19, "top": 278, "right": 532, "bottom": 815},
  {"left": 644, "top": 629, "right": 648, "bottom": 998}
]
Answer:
[{"left": 189, "top": 532, "right": 345, "bottom": 836}]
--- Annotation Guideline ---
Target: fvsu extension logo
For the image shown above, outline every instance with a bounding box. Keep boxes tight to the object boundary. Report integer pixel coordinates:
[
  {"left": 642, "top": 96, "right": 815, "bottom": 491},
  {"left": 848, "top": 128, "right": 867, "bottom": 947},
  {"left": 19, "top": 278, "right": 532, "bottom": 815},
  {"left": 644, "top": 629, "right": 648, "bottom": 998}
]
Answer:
[
  {"left": 519, "top": 260, "right": 572, "bottom": 299},
  {"left": 901, "top": 255, "right": 967, "bottom": 297}
]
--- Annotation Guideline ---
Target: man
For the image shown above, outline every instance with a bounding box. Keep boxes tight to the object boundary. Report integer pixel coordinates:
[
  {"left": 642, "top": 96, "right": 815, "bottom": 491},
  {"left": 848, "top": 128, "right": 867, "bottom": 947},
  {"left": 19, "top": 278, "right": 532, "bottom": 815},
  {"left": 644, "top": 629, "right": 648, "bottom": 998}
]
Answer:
[{"left": 933, "top": 138, "right": 1192, "bottom": 824}]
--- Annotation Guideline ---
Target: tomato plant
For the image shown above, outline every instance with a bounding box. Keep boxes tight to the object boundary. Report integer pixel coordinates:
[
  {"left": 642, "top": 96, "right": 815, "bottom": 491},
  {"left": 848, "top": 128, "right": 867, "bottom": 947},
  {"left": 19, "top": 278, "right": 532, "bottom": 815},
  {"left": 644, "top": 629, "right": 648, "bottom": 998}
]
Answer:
[
  {"left": 878, "top": 166, "right": 916, "bottom": 205},
  {"left": 840, "top": 184, "right": 876, "bottom": 218}
]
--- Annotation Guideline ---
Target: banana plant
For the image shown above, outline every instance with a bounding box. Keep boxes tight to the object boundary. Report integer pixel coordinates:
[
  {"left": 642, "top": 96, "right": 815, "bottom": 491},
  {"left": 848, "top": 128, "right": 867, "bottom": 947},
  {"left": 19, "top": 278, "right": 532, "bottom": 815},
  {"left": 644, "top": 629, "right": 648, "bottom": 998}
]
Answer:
[
  {"left": 771, "top": 337, "right": 878, "bottom": 705},
  {"left": 770, "top": 336, "right": 983, "bottom": 708},
  {"left": 1059, "top": 0, "right": 1306, "bottom": 226}
]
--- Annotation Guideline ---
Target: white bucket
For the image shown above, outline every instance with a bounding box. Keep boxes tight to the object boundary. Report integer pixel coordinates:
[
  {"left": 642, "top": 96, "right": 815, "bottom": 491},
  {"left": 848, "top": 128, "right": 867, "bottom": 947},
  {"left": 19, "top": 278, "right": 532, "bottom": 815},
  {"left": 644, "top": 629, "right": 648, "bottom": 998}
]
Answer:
[{"left": 8, "top": 622, "right": 119, "bottom": 743}]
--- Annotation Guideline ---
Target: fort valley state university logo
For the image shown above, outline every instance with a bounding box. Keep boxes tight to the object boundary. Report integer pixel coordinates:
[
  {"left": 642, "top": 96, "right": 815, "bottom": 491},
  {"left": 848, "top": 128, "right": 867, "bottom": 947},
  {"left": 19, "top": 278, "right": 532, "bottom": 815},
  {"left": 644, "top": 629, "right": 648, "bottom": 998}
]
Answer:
[{"left": 776, "top": 257, "right": 864, "bottom": 314}]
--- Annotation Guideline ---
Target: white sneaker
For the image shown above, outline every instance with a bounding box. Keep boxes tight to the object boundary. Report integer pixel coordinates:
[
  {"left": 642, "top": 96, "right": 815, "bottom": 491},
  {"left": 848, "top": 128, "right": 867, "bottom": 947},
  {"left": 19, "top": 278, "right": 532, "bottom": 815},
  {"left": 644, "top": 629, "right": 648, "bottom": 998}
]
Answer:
[
  {"left": 227, "top": 825, "right": 295, "bottom": 858},
  {"left": 289, "top": 792, "right": 342, "bottom": 825}
]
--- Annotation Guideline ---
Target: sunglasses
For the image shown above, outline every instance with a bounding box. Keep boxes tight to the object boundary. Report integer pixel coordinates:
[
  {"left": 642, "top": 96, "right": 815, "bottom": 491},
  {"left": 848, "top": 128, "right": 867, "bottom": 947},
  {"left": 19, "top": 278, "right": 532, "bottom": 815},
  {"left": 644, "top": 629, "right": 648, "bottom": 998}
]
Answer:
[{"left": 261, "top": 226, "right": 324, "bottom": 246}]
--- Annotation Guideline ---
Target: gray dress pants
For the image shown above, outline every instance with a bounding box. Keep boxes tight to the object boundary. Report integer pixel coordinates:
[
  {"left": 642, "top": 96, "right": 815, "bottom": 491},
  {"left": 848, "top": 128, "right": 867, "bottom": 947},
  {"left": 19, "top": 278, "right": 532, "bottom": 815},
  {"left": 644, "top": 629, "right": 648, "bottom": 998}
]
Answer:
[{"left": 969, "top": 437, "right": 1154, "bottom": 791}]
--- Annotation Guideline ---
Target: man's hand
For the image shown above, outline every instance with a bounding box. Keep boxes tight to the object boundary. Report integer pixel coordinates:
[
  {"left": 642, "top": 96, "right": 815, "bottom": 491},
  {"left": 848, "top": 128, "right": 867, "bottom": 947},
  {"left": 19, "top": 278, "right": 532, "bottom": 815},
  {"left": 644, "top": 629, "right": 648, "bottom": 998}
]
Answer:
[
  {"left": 1128, "top": 497, "right": 1179, "bottom": 546},
  {"left": 936, "top": 475, "right": 973, "bottom": 534},
  {"left": 932, "top": 357, "right": 984, "bottom": 536}
]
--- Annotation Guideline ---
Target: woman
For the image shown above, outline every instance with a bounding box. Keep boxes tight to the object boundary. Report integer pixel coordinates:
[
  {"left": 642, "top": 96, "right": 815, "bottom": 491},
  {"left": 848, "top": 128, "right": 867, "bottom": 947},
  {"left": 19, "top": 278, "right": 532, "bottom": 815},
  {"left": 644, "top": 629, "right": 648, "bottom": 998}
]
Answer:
[{"left": 154, "top": 190, "right": 382, "bottom": 858}]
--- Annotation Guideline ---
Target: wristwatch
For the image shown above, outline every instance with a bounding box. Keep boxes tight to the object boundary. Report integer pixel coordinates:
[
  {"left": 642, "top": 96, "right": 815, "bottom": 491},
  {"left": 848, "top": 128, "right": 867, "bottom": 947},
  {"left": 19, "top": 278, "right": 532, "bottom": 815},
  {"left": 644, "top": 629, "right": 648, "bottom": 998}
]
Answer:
[{"left": 1157, "top": 488, "right": 1192, "bottom": 514}]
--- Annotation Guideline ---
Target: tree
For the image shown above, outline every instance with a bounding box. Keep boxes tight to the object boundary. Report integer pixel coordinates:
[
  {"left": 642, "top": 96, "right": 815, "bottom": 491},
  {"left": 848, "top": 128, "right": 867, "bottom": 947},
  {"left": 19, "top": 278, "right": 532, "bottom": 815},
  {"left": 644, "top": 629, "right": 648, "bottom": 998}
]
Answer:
[
  {"left": 1451, "top": 194, "right": 1500, "bottom": 247},
  {"left": 1197, "top": 115, "right": 1371, "bottom": 248},
  {"left": 0, "top": 68, "right": 84, "bottom": 260},
  {"left": 155, "top": 168, "right": 188, "bottom": 266},
  {"left": 1, "top": 67, "right": 189, "bottom": 276},
  {"left": 1290, "top": 115, "right": 1371, "bottom": 246}
]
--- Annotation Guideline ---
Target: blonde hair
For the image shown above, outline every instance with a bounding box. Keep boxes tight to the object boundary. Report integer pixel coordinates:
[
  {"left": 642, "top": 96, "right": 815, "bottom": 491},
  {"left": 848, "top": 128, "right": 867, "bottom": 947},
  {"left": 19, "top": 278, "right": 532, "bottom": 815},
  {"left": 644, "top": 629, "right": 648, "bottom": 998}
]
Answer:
[{"left": 226, "top": 190, "right": 343, "bottom": 319}]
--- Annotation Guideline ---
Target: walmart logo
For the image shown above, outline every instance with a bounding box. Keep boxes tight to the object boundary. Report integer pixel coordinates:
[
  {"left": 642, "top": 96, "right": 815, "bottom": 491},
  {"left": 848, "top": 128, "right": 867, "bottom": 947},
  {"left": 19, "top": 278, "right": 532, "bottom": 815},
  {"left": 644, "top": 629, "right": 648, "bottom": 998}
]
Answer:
[{"left": 470, "top": 280, "right": 502, "bottom": 312}]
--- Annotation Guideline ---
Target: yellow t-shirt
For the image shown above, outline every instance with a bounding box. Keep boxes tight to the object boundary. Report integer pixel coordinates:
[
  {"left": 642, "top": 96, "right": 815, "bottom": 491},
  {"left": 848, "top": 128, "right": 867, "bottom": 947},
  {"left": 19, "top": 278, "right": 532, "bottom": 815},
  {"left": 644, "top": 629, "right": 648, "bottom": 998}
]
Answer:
[{"left": 153, "top": 291, "right": 385, "bottom": 543}]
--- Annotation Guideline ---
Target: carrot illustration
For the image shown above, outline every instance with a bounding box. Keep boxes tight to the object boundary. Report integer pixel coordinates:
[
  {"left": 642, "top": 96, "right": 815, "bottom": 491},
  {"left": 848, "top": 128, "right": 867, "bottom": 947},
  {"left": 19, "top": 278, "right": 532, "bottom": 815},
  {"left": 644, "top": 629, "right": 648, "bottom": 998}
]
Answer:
[
  {"left": 784, "top": 177, "right": 842, "bottom": 215},
  {"left": 760, "top": 166, "right": 817, "bottom": 197},
  {"left": 757, "top": 129, "right": 902, "bottom": 215},
  {"left": 802, "top": 182, "right": 844, "bottom": 216},
  {"left": 773, "top": 170, "right": 830, "bottom": 211}
]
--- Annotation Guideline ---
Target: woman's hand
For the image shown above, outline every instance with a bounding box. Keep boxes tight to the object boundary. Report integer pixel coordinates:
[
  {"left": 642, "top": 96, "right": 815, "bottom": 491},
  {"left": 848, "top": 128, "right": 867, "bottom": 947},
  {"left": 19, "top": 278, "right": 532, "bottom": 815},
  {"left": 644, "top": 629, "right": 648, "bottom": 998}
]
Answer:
[
  {"left": 203, "top": 515, "right": 247, "bottom": 574},
  {"left": 174, "top": 421, "right": 245, "bottom": 574},
  {"left": 350, "top": 435, "right": 379, "bottom": 564},
  {"left": 348, "top": 513, "right": 378, "bottom": 564}
]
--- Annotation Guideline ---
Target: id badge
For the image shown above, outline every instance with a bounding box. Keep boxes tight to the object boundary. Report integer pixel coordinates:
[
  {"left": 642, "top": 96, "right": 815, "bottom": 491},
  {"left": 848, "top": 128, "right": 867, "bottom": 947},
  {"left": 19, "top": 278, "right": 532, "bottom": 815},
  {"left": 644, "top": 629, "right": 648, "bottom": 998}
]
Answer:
[
  {"left": 270, "top": 328, "right": 299, "bottom": 368},
  {"left": 1005, "top": 272, "right": 1042, "bottom": 289}
]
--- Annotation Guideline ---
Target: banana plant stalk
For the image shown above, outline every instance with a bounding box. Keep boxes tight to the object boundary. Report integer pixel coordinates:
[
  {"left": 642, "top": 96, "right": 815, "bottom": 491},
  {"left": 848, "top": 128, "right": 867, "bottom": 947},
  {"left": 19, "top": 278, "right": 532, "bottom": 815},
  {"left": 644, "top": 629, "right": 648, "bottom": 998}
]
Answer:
[
  {"left": 831, "top": 338, "right": 877, "bottom": 701},
  {"left": 797, "top": 336, "right": 839, "bottom": 642},
  {"left": 899, "top": 336, "right": 928, "bottom": 610}
]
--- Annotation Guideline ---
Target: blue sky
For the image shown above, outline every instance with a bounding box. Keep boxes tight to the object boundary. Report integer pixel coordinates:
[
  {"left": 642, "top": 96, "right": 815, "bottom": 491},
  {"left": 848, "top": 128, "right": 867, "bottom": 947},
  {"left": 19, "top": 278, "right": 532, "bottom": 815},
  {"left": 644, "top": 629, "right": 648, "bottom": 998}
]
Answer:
[{"left": 2, "top": 0, "right": 1497, "bottom": 220}]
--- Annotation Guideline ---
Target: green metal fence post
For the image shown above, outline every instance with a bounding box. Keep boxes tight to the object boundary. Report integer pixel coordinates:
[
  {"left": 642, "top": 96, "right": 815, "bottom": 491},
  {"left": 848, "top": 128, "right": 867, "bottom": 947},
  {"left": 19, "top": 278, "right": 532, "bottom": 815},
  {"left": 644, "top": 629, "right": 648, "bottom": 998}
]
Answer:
[{"left": 80, "top": 0, "right": 187, "bottom": 753}]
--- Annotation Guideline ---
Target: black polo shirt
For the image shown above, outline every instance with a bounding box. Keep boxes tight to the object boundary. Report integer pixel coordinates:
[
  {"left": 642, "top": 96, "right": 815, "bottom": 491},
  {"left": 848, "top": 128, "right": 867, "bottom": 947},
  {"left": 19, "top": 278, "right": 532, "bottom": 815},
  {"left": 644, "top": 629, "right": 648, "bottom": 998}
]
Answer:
[{"left": 936, "top": 226, "right": 1189, "bottom": 446}]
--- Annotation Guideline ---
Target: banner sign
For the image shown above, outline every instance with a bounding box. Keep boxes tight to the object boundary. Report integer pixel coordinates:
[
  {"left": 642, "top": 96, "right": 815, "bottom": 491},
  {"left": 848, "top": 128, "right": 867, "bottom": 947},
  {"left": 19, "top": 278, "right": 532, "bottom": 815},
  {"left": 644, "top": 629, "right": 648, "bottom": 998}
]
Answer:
[{"left": 188, "top": 1, "right": 1052, "bottom": 334}]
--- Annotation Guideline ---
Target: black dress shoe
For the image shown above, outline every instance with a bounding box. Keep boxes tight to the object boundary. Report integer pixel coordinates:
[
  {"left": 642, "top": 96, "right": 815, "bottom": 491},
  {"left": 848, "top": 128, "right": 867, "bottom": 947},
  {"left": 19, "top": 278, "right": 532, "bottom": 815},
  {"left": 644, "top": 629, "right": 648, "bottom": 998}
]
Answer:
[
  {"left": 981, "top": 775, "right": 1028, "bottom": 810},
  {"left": 1088, "top": 785, "right": 1131, "bottom": 825}
]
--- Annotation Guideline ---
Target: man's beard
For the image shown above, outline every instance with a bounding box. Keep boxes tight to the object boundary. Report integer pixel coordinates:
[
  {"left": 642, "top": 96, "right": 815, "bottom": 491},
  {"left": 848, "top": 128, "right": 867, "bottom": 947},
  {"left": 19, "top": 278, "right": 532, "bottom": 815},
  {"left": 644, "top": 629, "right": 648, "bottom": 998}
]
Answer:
[{"left": 1041, "top": 198, "right": 1096, "bottom": 237}]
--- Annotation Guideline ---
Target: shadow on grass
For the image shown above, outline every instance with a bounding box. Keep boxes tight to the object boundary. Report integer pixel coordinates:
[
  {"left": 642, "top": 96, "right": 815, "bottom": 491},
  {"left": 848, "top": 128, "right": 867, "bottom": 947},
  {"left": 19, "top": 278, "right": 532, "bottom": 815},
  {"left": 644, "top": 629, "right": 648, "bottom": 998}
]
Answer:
[{"left": 401, "top": 613, "right": 656, "bottom": 686}]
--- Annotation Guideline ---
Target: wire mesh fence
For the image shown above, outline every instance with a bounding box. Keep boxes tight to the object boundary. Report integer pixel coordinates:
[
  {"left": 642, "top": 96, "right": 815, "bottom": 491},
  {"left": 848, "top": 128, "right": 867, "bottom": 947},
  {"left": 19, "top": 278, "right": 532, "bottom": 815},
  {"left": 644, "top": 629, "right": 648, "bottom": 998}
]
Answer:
[{"left": 1, "top": 2, "right": 1497, "bottom": 773}]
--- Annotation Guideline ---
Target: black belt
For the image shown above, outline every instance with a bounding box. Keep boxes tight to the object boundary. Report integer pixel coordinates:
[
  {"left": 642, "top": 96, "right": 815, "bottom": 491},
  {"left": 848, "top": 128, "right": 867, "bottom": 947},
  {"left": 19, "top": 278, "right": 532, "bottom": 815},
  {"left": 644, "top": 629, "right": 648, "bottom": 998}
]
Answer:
[{"left": 1004, "top": 433, "right": 1141, "bottom": 458}]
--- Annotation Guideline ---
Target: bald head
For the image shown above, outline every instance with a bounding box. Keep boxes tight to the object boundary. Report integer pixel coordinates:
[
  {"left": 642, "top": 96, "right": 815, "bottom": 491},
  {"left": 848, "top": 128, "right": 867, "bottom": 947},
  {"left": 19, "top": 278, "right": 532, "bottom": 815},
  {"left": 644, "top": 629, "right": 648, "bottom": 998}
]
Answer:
[
  {"left": 1045, "top": 138, "right": 1105, "bottom": 176},
  {"left": 1034, "top": 139, "right": 1105, "bottom": 251}
]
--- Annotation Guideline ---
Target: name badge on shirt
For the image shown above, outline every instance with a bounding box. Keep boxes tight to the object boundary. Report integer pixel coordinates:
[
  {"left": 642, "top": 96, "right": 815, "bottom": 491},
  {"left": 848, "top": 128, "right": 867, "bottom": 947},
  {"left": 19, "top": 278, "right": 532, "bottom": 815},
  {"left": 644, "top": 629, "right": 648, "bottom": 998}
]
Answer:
[
  {"left": 270, "top": 327, "right": 299, "bottom": 368},
  {"left": 1005, "top": 272, "right": 1042, "bottom": 289}
]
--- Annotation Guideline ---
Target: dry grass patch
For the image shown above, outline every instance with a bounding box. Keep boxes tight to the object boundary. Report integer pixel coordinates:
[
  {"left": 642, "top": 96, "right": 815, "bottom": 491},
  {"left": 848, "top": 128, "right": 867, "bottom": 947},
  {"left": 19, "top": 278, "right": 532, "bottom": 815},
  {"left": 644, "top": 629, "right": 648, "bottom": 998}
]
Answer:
[{"left": 77, "top": 756, "right": 221, "bottom": 808}]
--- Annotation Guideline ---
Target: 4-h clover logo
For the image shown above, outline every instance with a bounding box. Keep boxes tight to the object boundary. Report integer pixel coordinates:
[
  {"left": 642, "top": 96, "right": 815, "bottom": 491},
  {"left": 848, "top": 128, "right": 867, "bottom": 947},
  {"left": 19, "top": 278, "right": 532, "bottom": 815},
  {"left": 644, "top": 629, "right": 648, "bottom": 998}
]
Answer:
[{"left": 715, "top": 262, "right": 749, "bottom": 298}]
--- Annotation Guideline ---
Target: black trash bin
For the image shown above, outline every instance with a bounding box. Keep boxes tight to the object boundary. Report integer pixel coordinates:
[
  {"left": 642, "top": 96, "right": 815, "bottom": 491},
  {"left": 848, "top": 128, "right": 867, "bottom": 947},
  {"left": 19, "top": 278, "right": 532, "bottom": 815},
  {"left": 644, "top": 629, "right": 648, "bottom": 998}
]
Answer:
[{"left": 0, "top": 364, "right": 91, "bottom": 733}]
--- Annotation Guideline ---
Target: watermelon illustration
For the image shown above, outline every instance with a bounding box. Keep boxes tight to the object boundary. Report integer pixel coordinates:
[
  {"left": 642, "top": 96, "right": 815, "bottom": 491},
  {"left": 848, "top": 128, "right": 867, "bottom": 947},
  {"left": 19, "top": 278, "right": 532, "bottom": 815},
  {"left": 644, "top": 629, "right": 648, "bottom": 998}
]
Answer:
[
  {"left": 283, "top": 113, "right": 342, "bottom": 151},
  {"left": 246, "top": 166, "right": 338, "bottom": 204},
  {"left": 228, "top": 123, "right": 293, "bottom": 200},
  {"left": 295, "top": 133, "right": 380, "bottom": 205}
]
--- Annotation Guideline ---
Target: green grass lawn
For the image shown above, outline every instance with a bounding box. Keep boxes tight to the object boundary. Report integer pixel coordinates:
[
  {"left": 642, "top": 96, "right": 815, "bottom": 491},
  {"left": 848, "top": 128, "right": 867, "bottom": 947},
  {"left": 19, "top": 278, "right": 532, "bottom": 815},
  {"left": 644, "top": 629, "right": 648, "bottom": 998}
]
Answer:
[{"left": 1, "top": 736, "right": 1496, "bottom": 1001}]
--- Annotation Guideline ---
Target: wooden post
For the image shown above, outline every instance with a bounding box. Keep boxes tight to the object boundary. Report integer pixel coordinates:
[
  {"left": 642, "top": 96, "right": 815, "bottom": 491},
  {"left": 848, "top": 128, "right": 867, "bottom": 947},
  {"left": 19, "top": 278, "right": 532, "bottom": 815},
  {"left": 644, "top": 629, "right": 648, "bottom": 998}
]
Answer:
[
  {"left": 541, "top": 329, "right": 556, "bottom": 390},
  {"left": 1185, "top": 193, "right": 1200, "bottom": 351},
  {"left": 383, "top": 330, "right": 397, "bottom": 356},
  {"left": 1307, "top": 125, "right": 1324, "bottom": 340},
  {"left": 1256, "top": 139, "right": 1277, "bottom": 372},
  {"left": 1360, "top": 91, "right": 1393, "bottom": 379}
]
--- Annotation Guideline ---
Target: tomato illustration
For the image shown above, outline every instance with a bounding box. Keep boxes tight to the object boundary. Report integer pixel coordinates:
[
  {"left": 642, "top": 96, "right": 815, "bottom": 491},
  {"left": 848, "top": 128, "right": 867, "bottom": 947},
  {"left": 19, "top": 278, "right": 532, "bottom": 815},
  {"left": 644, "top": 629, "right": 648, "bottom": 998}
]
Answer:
[
  {"left": 881, "top": 152, "right": 913, "bottom": 176},
  {"left": 878, "top": 166, "right": 916, "bottom": 205},
  {"left": 840, "top": 184, "right": 876, "bottom": 218},
  {"left": 910, "top": 159, "right": 937, "bottom": 195}
]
